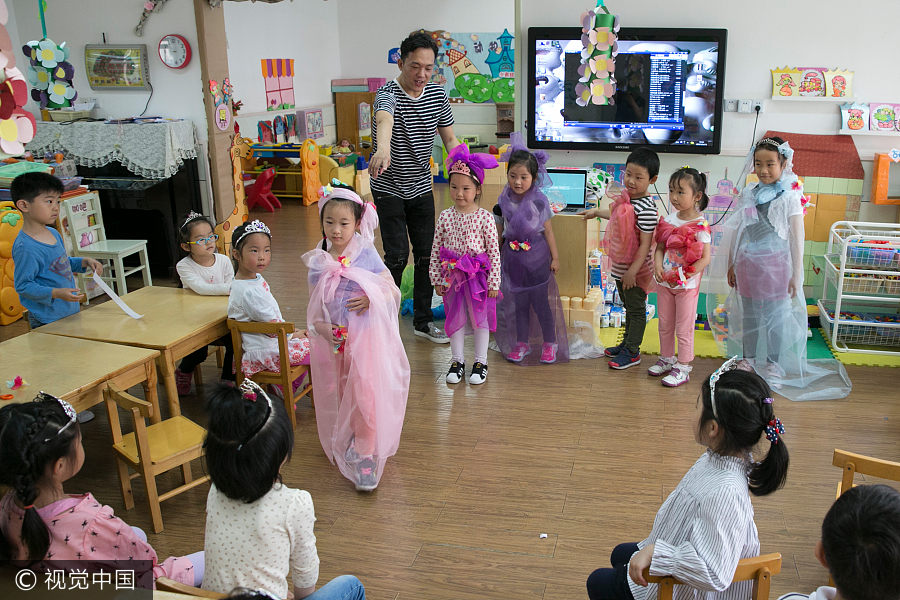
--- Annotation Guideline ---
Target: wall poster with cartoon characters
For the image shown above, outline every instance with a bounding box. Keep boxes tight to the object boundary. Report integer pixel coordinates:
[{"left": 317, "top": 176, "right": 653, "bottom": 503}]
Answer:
[{"left": 412, "top": 29, "right": 515, "bottom": 104}]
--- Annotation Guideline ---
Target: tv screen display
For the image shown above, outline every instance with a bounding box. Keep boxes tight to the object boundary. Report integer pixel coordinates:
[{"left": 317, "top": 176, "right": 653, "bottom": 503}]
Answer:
[{"left": 528, "top": 27, "right": 727, "bottom": 154}]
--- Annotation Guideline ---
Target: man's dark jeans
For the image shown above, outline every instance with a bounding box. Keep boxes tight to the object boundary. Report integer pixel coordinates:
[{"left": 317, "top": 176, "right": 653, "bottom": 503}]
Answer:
[{"left": 371, "top": 189, "right": 435, "bottom": 328}]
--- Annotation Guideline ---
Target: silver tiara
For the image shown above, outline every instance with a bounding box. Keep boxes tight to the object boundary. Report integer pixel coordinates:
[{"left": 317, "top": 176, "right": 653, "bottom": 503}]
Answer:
[
  {"left": 35, "top": 391, "right": 77, "bottom": 442},
  {"left": 236, "top": 380, "right": 273, "bottom": 451},
  {"left": 234, "top": 220, "right": 272, "bottom": 247},
  {"left": 709, "top": 356, "right": 741, "bottom": 419},
  {"left": 182, "top": 211, "right": 205, "bottom": 228}
]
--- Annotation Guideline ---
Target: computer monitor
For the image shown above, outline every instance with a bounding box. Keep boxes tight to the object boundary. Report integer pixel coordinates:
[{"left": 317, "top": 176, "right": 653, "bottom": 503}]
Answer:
[{"left": 528, "top": 27, "right": 727, "bottom": 155}]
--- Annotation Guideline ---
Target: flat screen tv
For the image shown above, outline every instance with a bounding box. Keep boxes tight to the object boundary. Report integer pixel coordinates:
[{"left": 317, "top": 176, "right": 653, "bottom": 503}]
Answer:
[{"left": 527, "top": 27, "right": 727, "bottom": 154}]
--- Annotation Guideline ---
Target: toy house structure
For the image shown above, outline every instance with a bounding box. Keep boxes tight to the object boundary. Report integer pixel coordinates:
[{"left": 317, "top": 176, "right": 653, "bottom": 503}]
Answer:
[
  {"left": 750, "top": 131, "right": 865, "bottom": 294},
  {"left": 446, "top": 48, "right": 480, "bottom": 78},
  {"left": 485, "top": 29, "right": 515, "bottom": 79}
]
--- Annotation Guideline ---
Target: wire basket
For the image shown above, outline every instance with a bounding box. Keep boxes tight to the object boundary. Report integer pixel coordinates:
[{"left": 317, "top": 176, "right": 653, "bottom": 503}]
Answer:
[
  {"left": 842, "top": 276, "right": 882, "bottom": 294},
  {"left": 847, "top": 245, "right": 897, "bottom": 268}
]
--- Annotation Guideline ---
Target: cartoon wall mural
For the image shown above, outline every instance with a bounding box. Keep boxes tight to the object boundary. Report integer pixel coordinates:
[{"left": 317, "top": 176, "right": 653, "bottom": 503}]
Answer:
[{"left": 412, "top": 29, "right": 515, "bottom": 104}]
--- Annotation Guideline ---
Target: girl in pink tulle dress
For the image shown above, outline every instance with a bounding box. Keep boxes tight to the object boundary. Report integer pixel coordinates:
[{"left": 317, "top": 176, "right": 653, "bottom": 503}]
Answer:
[
  {"left": 227, "top": 220, "right": 310, "bottom": 388},
  {"left": 428, "top": 145, "right": 500, "bottom": 386},
  {"left": 302, "top": 183, "right": 410, "bottom": 492}
]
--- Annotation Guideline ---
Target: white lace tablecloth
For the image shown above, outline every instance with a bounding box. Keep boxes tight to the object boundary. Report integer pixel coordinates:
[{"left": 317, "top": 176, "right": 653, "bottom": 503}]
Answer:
[{"left": 26, "top": 120, "right": 199, "bottom": 179}]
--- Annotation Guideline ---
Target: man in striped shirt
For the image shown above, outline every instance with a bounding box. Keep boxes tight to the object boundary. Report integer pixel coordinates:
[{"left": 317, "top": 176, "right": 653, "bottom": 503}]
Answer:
[{"left": 369, "top": 32, "right": 460, "bottom": 343}]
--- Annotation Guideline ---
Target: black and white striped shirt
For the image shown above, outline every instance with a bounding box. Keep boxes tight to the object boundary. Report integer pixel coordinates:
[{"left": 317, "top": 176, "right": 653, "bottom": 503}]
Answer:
[
  {"left": 628, "top": 450, "right": 759, "bottom": 600},
  {"left": 371, "top": 80, "right": 454, "bottom": 199}
]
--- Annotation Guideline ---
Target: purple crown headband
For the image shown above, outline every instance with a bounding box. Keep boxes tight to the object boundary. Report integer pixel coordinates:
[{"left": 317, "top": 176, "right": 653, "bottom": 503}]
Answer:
[{"left": 445, "top": 144, "right": 498, "bottom": 186}]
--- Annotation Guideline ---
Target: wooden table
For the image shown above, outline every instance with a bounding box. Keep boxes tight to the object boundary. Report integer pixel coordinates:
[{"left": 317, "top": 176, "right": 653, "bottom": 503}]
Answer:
[
  {"left": 39, "top": 287, "right": 229, "bottom": 418},
  {"left": 0, "top": 332, "right": 160, "bottom": 419}
]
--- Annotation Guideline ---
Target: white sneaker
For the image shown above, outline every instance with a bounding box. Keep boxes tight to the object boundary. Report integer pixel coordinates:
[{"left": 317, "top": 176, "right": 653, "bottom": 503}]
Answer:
[
  {"left": 415, "top": 323, "right": 450, "bottom": 343},
  {"left": 469, "top": 362, "right": 487, "bottom": 385},
  {"left": 446, "top": 361, "right": 465, "bottom": 384},
  {"left": 648, "top": 357, "right": 676, "bottom": 377},
  {"left": 765, "top": 361, "right": 784, "bottom": 390},
  {"left": 662, "top": 366, "right": 691, "bottom": 387}
]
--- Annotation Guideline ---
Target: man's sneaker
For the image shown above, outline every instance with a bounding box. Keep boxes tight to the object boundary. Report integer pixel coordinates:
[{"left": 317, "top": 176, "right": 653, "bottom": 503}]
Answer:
[
  {"left": 662, "top": 366, "right": 690, "bottom": 387},
  {"left": 765, "top": 361, "right": 784, "bottom": 390},
  {"left": 415, "top": 322, "right": 450, "bottom": 343},
  {"left": 344, "top": 436, "right": 361, "bottom": 465},
  {"left": 609, "top": 348, "right": 641, "bottom": 370},
  {"left": 648, "top": 357, "right": 676, "bottom": 377},
  {"left": 355, "top": 457, "right": 378, "bottom": 492},
  {"left": 446, "top": 361, "right": 465, "bottom": 384},
  {"left": 174, "top": 369, "right": 193, "bottom": 395},
  {"left": 508, "top": 342, "right": 532, "bottom": 362},
  {"left": 469, "top": 362, "right": 487, "bottom": 385},
  {"left": 604, "top": 342, "right": 625, "bottom": 358},
  {"left": 540, "top": 343, "right": 558, "bottom": 364}
]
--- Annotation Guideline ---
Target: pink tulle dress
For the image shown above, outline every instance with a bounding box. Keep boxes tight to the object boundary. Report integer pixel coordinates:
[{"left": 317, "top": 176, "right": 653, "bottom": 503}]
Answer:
[
  {"left": 655, "top": 216, "right": 711, "bottom": 289},
  {"left": 601, "top": 185, "right": 656, "bottom": 293},
  {"left": 302, "top": 233, "right": 410, "bottom": 488}
]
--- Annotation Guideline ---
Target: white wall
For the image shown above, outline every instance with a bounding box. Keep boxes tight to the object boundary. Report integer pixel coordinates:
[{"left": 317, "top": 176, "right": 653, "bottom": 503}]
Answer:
[
  {"left": 223, "top": 0, "right": 340, "bottom": 116},
  {"left": 335, "top": 0, "right": 514, "bottom": 144},
  {"left": 9, "top": 0, "right": 207, "bottom": 139},
  {"left": 517, "top": 0, "right": 900, "bottom": 220}
]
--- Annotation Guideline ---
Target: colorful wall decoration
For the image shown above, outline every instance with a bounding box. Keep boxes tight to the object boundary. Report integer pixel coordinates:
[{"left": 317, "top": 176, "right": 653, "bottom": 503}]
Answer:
[
  {"left": 261, "top": 59, "right": 295, "bottom": 111},
  {"left": 413, "top": 29, "right": 515, "bottom": 104},
  {"left": 1, "top": 0, "right": 35, "bottom": 158}
]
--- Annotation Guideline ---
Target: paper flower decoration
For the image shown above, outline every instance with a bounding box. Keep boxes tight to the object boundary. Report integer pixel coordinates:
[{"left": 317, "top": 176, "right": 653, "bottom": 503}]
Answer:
[
  {"left": 6, "top": 375, "right": 28, "bottom": 390},
  {"left": 509, "top": 240, "right": 520, "bottom": 251},
  {"left": 48, "top": 79, "right": 76, "bottom": 105},
  {"left": 33, "top": 39, "right": 65, "bottom": 69},
  {"left": 338, "top": 255, "right": 350, "bottom": 267},
  {"left": 26, "top": 65, "right": 51, "bottom": 90},
  {"left": 52, "top": 62, "right": 74, "bottom": 81},
  {"left": 800, "top": 194, "right": 815, "bottom": 216},
  {"left": 332, "top": 325, "right": 348, "bottom": 354},
  {"left": 576, "top": 3, "right": 619, "bottom": 107},
  {"left": 0, "top": 109, "right": 36, "bottom": 156}
]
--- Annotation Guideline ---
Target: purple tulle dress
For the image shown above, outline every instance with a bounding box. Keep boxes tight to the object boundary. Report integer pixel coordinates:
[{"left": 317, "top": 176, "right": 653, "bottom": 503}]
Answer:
[{"left": 495, "top": 183, "right": 569, "bottom": 365}]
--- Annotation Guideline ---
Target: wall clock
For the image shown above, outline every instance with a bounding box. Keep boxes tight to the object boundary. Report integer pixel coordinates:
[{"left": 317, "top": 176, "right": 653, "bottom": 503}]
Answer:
[{"left": 158, "top": 34, "right": 191, "bottom": 69}]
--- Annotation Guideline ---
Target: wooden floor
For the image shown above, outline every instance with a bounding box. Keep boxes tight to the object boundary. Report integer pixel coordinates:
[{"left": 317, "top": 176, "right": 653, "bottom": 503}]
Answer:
[{"left": 6, "top": 186, "right": 899, "bottom": 599}]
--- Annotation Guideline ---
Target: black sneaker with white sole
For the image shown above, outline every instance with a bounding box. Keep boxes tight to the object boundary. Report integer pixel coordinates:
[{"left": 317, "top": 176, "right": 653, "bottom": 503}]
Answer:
[
  {"left": 469, "top": 362, "right": 487, "bottom": 385},
  {"left": 446, "top": 361, "right": 465, "bottom": 384},
  {"left": 415, "top": 322, "right": 450, "bottom": 343}
]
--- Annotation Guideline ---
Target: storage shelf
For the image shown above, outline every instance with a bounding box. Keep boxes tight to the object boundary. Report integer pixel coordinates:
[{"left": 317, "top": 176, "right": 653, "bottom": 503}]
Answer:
[
  {"left": 839, "top": 129, "right": 900, "bottom": 137},
  {"left": 770, "top": 96, "right": 856, "bottom": 102}
]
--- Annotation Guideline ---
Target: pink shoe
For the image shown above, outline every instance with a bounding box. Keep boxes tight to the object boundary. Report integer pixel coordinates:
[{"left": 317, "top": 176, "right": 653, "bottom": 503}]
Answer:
[
  {"left": 540, "top": 343, "right": 558, "bottom": 363},
  {"left": 507, "top": 342, "right": 532, "bottom": 363},
  {"left": 174, "top": 369, "right": 193, "bottom": 396}
]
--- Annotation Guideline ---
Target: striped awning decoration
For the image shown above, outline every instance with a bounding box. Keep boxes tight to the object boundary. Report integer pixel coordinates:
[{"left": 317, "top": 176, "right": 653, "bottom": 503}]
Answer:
[{"left": 261, "top": 59, "right": 295, "bottom": 79}]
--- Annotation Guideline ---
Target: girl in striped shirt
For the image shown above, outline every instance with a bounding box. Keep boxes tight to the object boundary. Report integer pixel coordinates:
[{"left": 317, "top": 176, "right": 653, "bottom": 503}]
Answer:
[{"left": 587, "top": 358, "right": 790, "bottom": 600}]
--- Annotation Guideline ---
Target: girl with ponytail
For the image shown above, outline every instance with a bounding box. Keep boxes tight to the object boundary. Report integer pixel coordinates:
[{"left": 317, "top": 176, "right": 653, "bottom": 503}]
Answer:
[
  {"left": 0, "top": 394, "right": 202, "bottom": 587},
  {"left": 587, "top": 358, "right": 790, "bottom": 600}
]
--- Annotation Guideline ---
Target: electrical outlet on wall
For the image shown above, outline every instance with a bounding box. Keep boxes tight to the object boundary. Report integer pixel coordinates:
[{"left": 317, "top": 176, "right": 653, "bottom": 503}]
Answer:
[
  {"left": 751, "top": 100, "right": 764, "bottom": 113},
  {"left": 725, "top": 99, "right": 738, "bottom": 112},
  {"left": 738, "top": 100, "right": 752, "bottom": 114}
]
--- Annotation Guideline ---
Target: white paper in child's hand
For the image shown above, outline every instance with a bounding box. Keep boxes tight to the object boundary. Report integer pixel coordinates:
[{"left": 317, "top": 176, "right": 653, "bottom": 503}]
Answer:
[{"left": 92, "top": 272, "right": 144, "bottom": 319}]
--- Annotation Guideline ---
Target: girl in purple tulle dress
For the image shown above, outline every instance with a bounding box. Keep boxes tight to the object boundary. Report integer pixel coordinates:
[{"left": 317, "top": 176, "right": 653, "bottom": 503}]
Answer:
[
  {"left": 493, "top": 136, "right": 567, "bottom": 365},
  {"left": 429, "top": 145, "right": 500, "bottom": 385}
]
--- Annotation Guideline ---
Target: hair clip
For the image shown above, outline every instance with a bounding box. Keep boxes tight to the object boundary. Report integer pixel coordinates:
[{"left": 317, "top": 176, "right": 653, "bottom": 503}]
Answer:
[
  {"left": 331, "top": 178, "right": 343, "bottom": 187},
  {"left": 182, "top": 211, "right": 205, "bottom": 228},
  {"left": 709, "top": 357, "right": 740, "bottom": 419},
  {"left": 236, "top": 381, "right": 272, "bottom": 451},
  {"left": 234, "top": 220, "right": 272, "bottom": 247},
  {"left": 763, "top": 397, "right": 774, "bottom": 404},
  {"left": 682, "top": 165, "right": 691, "bottom": 170},
  {"left": 765, "top": 417, "right": 785, "bottom": 444},
  {"left": 35, "top": 391, "right": 77, "bottom": 442}
]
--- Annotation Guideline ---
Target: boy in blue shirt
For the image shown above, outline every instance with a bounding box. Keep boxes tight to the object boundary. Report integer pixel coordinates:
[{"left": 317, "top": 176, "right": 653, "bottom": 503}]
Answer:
[{"left": 12, "top": 172, "right": 103, "bottom": 329}]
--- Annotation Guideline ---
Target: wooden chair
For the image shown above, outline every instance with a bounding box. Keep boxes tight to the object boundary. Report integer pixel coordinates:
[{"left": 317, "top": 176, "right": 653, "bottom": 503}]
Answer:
[
  {"left": 192, "top": 345, "right": 226, "bottom": 386},
  {"left": 227, "top": 319, "right": 313, "bottom": 428},
  {"left": 833, "top": 449, "right": 900, "bottom": 499},
  {"left": 155, "top": 577, "right": 226, "bottom": 598},
  {"left": 643, "top": 553, "right": 782, "bottom": 600},
  {"left": 61, "top": 193, "right": 152, "bottom": 300},
  {"left": 103, "top": 383, "right": 210, "bottom": 533}
]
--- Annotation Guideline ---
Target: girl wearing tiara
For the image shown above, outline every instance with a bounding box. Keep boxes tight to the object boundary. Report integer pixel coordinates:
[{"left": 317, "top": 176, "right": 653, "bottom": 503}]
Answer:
[
  {"left": 708, "top": 137, "right": 850, "bottom": 400},
  {"left": 429, "top": 145, "right": 501, "bottom": 385},
  {"left": 302, "top": 182, "right": 409, "bottom": 492},
  {"left": 493, "top": 133, "right": 568, "bottom": 365},
  {"left": 228, "top": 220, "right": 310, "bottom": 402}
]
